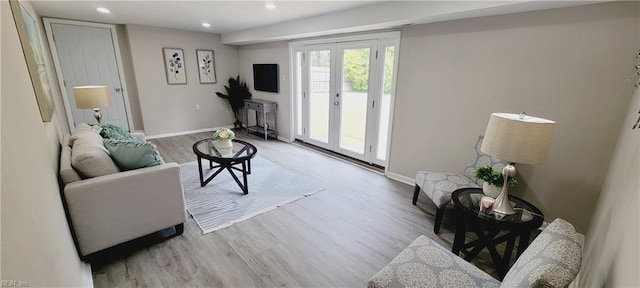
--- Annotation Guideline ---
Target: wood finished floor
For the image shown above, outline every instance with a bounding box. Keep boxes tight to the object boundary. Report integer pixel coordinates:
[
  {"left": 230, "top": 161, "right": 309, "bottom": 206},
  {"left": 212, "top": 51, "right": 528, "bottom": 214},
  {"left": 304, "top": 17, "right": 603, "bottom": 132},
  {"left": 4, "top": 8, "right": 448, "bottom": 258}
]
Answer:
[{"left": 91, "top": 131, "right": 500, "bottom": 287}]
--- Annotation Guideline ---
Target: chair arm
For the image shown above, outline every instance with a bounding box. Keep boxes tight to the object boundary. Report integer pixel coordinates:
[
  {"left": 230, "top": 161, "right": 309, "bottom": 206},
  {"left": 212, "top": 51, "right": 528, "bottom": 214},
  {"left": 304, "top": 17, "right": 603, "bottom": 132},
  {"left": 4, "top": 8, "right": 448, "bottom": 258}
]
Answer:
[{"left": 64, "top": 163, "right": 186, "bottom": 256}]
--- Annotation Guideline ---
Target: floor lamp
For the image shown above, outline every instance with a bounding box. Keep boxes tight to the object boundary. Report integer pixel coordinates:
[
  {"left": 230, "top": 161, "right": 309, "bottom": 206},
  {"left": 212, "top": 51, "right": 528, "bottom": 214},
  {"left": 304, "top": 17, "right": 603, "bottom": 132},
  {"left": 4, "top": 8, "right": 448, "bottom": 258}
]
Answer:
[
  {"left": 480, "top": 113, "right": 556, "bottom": 215},
  {"left": 74, "top": 86, "right": 111, "bottom": 124}
]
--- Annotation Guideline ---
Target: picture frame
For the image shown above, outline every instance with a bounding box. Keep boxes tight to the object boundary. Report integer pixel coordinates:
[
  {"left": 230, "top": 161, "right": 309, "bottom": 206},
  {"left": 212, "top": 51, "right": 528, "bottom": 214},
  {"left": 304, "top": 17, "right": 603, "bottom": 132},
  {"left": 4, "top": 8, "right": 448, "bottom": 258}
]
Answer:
[
  {"left": 196, "top": 49, "right": 216, "bottom": 84},
  {"left": 10, "top": 0, "right": 55, "bottom": 122},
  {"left": 163, "top": 48, "right": 186, "bottom": 84}
]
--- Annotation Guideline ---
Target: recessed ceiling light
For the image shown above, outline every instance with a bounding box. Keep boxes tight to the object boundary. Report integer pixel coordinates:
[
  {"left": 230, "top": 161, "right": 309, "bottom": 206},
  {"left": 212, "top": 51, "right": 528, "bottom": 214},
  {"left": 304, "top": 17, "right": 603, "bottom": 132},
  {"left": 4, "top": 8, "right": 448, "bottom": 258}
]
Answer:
[
  {"left": 96, "top": 7, "right": 110, "bottom": 14},
  {"left": 265, "top": 2, "right": 276, "bottom": 10},
  {"left": 202, "top": 22, "right": 211, "bottom": 28}
]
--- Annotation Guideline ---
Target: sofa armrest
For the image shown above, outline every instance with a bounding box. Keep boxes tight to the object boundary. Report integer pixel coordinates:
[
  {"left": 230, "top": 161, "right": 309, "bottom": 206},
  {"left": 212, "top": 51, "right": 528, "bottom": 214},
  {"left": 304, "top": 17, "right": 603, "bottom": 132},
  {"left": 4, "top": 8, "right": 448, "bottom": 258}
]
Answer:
[
  {"left": 131, "top": 132, "right": 146, "bottom": 142},
  {"left": 64, "top": 162, "right": 186, "bottom": 256}
]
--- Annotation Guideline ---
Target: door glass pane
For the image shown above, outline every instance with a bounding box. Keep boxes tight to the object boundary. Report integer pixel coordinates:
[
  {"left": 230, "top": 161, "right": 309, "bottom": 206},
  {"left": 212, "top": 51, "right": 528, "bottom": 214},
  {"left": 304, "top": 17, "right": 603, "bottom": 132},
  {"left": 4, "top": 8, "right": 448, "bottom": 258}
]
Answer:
[
  {"left": 295, "top": 51, "right": 303, "bottom": 136},
  {"left": 376, "top": 46, "right": 395, "bottom": 161},
  {"left": 339, "top": 47, "right": 370, "bottom": 154},
  {"left": 309, "top": 50, "right": 331, "bottom": 143}
]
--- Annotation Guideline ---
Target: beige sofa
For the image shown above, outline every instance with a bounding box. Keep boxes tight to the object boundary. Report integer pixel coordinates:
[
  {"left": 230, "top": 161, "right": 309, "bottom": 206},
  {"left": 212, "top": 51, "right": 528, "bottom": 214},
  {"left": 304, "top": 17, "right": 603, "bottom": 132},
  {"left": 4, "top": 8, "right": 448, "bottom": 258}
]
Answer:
[{"left": 59, "top": 125, "right": 186, "bottom": 257}]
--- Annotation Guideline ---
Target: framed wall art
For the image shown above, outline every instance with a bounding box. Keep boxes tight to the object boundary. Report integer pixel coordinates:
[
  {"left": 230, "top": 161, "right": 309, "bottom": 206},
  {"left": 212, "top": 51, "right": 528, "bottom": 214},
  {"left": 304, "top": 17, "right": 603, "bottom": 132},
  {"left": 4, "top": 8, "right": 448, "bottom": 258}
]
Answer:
[
  {"left": 196, "top": 49, "right": 216, "bottom": 84},
  {"left": 10, "top": 0, "right": 55, "bottom": 122},
  {"left": 163, "top": 48, "right": 186, "bottom": 84}
]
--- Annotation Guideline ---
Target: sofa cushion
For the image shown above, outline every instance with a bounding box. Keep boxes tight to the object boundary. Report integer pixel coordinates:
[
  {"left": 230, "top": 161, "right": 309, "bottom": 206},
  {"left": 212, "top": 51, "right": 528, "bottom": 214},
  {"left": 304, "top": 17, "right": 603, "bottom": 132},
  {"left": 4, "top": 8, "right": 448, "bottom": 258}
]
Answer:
[
  {"left": 60, "top": 146, "right": 82, "bottom": 184},
  {"left": 99, "top": 123, "right": 139, "bottom": 142},
  {"left": 415, "top": 171, "right": 479, "bottom": 208},
  {"left": 71, "top": 128, "right": 120, "bottom": 178},
  {"left": 104, "top": 139, "right": 164, "bottom": 171}
]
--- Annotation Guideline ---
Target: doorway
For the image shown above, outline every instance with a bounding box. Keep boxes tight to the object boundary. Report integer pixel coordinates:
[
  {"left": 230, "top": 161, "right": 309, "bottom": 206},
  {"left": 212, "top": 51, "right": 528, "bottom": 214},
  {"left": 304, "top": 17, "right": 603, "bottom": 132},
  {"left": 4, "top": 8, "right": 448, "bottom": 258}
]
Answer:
[
  {"left": 291, "top": 32, "right": 399, "bottom": 167},
  {"left": 44, "top": 18, "right": 134, "bottom": 131}
]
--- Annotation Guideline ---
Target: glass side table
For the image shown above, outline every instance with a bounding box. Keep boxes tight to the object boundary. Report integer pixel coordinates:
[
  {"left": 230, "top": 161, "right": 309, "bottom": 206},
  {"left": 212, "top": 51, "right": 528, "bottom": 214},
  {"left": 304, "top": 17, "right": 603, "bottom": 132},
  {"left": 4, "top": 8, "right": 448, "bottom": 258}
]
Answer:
[{"left": 451, "top": 188, "right": 544, "bottom": 279}]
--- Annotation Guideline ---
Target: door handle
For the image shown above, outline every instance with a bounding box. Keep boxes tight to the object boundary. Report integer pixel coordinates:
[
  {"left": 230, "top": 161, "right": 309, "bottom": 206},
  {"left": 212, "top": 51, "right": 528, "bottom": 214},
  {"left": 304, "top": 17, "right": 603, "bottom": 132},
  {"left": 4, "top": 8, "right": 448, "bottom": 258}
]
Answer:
[
  {"left": 115, "top": 88, "right": 122, "bottom": 92},
  {"left": 334, "top": 101, "right": 339, "bottom": 106}
]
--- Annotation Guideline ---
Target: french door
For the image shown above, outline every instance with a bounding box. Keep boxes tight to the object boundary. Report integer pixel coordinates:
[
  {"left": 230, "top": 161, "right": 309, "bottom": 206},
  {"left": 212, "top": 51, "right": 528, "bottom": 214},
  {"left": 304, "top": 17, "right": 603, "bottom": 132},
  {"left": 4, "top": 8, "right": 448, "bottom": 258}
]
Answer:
[{"left": 293, "top": 35, "right": 399, "bottom": 166}]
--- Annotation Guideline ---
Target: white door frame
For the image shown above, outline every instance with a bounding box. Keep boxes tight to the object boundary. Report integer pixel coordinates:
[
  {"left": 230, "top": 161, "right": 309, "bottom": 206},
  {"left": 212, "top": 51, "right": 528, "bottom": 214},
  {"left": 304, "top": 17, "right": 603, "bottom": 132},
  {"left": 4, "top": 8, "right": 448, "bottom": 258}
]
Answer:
[
  {"left": 43, "top": 18, "right": 135, "bottom": 132},
  {"left": 289, "top": 31, "right": 401, "bottom": 170}
]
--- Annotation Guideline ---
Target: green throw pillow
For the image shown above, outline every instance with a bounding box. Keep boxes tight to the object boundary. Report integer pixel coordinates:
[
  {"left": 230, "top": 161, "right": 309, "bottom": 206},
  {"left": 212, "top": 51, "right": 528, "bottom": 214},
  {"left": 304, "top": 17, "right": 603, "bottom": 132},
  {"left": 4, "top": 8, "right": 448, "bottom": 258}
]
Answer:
[
  {"left": 103, "top": 139, "right": 164, "bottom": 170},
  {"left": 100, "top": 124, "right": 138, "bottom": 141}
]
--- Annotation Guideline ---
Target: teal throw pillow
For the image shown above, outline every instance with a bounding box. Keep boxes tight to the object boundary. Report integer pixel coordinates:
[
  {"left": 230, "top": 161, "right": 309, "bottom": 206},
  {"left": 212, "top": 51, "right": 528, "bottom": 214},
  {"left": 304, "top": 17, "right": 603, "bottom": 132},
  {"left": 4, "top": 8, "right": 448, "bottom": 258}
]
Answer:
[
  {"left": 100, "top": 124, "right": 138, "bottom": 142},
  {"left": 103, "top": 139, "right": 165, "bottom": 170}
]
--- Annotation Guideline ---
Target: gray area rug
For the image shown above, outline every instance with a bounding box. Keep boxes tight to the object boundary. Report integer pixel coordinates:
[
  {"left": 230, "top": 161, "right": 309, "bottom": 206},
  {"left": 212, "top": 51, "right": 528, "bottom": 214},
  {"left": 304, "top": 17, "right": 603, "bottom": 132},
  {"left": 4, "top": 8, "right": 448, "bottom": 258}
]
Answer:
[{"left": 181, "top": 156, "right": 325, "bottom": 234}]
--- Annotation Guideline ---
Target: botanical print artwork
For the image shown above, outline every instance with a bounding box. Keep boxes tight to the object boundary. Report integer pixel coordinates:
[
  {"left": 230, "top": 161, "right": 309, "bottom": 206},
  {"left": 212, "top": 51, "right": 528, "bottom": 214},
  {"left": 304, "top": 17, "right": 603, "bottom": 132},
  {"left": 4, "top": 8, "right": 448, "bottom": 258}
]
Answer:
[
  {"left": 10, "top": 0, "right": 55, "bottom": 121},
  {"left": 163, "top": 48, "right": 186, "bottom": 84},
  {"left": 197, "top": 50, "right": 216, "bottom": 84}
]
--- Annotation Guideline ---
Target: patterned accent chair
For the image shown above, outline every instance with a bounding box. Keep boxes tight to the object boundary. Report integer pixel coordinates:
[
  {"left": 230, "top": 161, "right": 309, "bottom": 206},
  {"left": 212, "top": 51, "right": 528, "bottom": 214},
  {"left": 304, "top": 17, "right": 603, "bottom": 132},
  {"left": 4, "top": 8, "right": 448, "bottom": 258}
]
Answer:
[
  {"left": 413, "top": 136, "right": 507, "bottom": 234},
  {"left": 368, "top": 218, "right": 582, "bottom": 288}
]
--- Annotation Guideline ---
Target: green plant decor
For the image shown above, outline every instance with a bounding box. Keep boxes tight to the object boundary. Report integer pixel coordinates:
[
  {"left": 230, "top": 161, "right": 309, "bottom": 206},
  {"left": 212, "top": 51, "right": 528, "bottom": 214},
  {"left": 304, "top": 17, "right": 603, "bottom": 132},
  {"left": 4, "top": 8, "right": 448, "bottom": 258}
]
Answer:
[
  {"left": 216, "top": 76, "right": 252, "bottom": 128},
  {"left": 474, "top": 166, "right": 518, "bottom": 187}
]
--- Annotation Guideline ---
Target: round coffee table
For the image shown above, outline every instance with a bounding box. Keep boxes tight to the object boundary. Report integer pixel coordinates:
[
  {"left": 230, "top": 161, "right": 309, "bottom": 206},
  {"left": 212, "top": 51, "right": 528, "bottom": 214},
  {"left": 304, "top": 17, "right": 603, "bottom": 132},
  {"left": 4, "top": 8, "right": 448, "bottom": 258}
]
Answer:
[
  {"left": 451, "top": 188, "right": 544, "bottom": 279},
  {"left": 192, "top": 138, "right": 257, "bottom": 194}
]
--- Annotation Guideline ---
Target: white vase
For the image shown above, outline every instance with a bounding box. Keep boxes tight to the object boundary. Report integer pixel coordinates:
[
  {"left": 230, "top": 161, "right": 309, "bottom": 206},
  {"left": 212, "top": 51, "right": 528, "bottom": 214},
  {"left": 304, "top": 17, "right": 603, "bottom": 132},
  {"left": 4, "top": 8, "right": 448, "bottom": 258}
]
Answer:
[
  {"left": 214, "top": 139, "right": 233, "bottom": 156},
  {"left": 482, "top": 182, "right": 502, "bottom": 198}
]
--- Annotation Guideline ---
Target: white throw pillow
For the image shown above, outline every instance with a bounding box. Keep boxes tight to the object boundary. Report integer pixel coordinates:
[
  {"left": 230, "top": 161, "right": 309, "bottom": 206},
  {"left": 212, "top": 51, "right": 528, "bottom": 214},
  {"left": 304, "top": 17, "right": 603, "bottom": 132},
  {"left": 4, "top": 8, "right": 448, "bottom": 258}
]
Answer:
[{"left": 70, "top": 127, "right": 119, "bottom": 178}]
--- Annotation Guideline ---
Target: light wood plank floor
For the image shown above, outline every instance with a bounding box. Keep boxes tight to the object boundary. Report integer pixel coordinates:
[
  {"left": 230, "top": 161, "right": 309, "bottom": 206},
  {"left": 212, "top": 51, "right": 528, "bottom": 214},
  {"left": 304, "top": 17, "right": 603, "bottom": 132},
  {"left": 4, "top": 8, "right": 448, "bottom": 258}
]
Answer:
[{"left": 91, "top": 132, "right": 499, "bottom": 287}]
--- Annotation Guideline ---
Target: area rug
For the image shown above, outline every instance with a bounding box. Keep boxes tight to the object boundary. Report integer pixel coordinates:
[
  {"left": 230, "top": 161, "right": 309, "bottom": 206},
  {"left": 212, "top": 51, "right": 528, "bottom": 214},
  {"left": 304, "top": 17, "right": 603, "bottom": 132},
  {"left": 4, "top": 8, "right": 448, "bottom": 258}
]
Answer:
[{"left": 181, "top": 156, "right": 325, "bottom": 234}]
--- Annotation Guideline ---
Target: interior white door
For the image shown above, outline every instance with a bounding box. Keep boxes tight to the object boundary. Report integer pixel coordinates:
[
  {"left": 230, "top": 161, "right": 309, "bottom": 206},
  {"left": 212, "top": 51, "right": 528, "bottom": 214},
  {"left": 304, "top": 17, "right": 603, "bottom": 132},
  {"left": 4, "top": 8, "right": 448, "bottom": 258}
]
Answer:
[{"left": 51, "top": 23, "right": 129, "bottom": 129}]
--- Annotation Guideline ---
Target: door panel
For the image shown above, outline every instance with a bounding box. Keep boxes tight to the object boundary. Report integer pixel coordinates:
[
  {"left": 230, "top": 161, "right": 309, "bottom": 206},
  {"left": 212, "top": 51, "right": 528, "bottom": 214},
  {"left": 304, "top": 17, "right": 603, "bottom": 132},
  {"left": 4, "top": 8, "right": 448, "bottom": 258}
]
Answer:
[
  {"left": 375, "top": 45, "right": 396, "bottom": 163},
  {"left": 306, "top": 46, "right": 334, "bottom": 149},
  {"left": 293, "top": 36, "right": 399, "bottom": 167},
  {"left": 51, "top": 23, "right": 129, "bottom": 129},
  {"left": 336, "top": 43, "right": 374, "bottom": 158}
]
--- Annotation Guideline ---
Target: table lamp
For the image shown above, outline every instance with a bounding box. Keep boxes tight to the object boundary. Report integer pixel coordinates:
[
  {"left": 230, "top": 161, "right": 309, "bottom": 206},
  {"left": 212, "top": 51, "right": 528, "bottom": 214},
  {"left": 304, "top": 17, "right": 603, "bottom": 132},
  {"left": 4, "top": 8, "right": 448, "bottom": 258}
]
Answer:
[
  {"left": 481, "top": 112, "right": 556, "bottom": 215},
  {"left": 74, "top": 86, "right": 111, "bottom": 124}
]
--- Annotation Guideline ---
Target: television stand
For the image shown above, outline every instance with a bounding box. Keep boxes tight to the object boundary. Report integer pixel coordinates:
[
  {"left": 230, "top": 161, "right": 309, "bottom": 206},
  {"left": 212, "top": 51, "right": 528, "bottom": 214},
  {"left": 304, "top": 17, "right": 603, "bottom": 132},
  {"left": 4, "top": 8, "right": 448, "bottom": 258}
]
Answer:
[{"left": 244, "top": 99, "right": 278, "bottom": 140}]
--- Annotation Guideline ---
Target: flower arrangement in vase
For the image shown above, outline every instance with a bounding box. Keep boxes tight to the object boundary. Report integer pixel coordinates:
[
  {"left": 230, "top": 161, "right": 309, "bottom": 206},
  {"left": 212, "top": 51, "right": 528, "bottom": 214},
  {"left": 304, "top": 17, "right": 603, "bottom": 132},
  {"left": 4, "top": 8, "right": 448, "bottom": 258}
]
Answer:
[
  {"left": 212, "top": 128, "right": 235, "bottom": 156},
  {"left": 474, "top": 165, "right": 518, "bottom": 198}
]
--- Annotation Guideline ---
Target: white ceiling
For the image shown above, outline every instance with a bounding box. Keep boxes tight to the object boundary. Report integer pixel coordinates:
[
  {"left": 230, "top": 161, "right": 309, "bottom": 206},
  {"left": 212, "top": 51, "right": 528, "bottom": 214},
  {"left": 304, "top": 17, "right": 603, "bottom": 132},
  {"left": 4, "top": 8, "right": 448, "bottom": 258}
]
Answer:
[
  {"left": 31, "top": 1, "right": 376, "bottom": 34},
  {"left": 31, "top": 1, "right": 605, "bottom": 45}
]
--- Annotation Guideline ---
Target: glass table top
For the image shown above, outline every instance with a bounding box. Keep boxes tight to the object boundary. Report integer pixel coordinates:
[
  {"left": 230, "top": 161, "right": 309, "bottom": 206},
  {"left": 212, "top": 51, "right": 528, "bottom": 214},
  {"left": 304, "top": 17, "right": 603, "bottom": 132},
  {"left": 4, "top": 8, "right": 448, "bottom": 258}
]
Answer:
[
  {"left": 193, "top": 139, "right": 256, "bottom": 161},
  {"left": 453, "top": 188, "right": 543, "bottom": 224}
]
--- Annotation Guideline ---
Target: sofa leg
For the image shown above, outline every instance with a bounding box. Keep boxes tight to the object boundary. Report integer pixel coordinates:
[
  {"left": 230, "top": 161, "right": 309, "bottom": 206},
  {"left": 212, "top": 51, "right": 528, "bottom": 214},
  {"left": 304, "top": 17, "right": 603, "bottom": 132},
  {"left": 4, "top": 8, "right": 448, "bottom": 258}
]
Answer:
[
  {"left": 412, "top": 185, "right": 421, "bottom": 205},
  {"left": 434, "top": 207, "right": 445, "bottom": 234},
  {"left": 174, "top": 223, "right": 184, "bottom": 236}
]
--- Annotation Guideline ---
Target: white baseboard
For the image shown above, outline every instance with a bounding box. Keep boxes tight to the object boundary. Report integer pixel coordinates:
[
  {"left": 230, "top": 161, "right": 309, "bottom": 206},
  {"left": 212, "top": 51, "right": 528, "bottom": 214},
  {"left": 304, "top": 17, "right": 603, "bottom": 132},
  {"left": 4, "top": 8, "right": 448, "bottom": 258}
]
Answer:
[
  {"left": 385, "top": 171, "right": 414, "bottom": 186},
  {"left": 82, "top": 261, "right": 93, "bottom": 288},
  {"left": 145, "top": 125, "right": 234, "bottom": 140},
  {"left": 277, "top": 136, "right": 294, "bottom": 143}
]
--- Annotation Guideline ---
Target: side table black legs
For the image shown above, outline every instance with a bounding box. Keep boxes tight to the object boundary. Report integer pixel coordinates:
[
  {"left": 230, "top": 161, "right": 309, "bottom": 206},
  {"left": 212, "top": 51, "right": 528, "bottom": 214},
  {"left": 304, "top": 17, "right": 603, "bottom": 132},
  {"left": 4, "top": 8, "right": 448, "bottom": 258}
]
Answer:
[{"left": 196, "top": 156, "right": 252, "bottom": 194}]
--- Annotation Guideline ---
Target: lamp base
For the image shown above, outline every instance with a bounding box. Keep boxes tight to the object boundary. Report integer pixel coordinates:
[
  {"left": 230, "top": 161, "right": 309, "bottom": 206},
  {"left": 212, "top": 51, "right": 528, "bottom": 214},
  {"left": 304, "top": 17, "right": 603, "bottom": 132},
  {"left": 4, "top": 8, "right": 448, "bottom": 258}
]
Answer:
[
  {"left": 93, "top": 108, "right": 103, "bottom": 124},
  {"left": 492, "top": 164, "right": 516, "bottom": 215}
]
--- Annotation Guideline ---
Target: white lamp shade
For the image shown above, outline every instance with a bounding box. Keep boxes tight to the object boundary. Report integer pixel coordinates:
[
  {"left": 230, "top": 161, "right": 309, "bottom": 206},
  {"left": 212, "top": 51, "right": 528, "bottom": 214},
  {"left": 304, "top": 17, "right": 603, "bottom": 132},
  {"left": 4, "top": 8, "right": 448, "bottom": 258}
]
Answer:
[
  {"left": 74, "top": 86, "right": 111, "bottom": 109},
  {"left": 481, "top": 113, "right": 556, "bottom": 164}
]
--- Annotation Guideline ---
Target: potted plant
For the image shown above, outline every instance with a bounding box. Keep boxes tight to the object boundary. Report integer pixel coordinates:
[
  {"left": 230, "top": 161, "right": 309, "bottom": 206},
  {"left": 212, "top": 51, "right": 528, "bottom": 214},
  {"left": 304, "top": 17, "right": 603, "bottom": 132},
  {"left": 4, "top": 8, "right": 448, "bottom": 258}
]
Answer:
[
  {"left": 216, "top": 76, "right": 252, "bottom": 129},
  {"left": 474, "top": 165, "right": 518, "bottom": 198},
  {"left": 212, "top": 128, "right": 235, "bottom": 156}
]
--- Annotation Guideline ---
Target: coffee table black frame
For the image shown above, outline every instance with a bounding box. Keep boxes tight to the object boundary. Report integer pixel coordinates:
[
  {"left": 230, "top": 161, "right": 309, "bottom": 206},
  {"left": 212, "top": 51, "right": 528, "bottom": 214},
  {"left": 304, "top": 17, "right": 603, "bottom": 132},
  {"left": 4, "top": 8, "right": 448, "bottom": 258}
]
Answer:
[
  {"left": 451, "top": 188, "right": 544, "bottom": 279},
  {"left": 192, "top": 138, "right": 257, "bottom": 194}
]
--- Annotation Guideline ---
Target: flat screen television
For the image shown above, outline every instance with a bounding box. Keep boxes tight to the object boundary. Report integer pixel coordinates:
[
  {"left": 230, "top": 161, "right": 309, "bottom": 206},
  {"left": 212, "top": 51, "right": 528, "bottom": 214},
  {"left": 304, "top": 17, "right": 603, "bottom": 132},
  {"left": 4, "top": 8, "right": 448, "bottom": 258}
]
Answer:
[{"left": 253, "top": 64, "right": 279, "bottom": 93}]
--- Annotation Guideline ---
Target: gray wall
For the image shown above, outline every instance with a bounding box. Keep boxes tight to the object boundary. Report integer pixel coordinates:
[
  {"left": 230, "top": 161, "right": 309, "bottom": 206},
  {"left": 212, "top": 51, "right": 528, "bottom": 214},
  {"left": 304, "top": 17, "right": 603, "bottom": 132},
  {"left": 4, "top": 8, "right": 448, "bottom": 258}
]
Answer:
[
  {"left": 238, "top": 41, "right": 292, "bottom": 141},
  {"left": 1, "top": 0, "right": 83, "bottom": 285},
  {"left": 580, "top": 76, "right": 640, "bottom": 287},
  {"left": 116, "top": 24, "right": 144, "bottom": 131},
  {"left": 126, "top": 25, "right": 239, "bottom": 137},
  {"left": 389, "top": 2, "right": 638, "bottom": 232}
]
